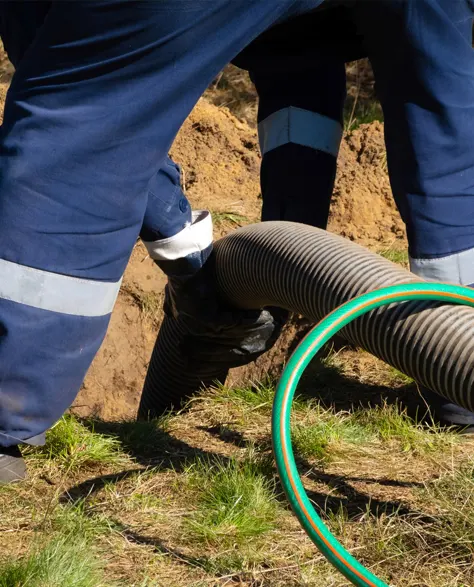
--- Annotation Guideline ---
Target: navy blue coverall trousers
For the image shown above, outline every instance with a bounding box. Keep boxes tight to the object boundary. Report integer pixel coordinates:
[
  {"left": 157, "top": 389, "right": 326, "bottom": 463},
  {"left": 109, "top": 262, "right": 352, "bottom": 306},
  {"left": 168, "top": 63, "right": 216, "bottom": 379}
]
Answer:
[{"left": 1, "top": 1, "right": 474, "bottom": 446}]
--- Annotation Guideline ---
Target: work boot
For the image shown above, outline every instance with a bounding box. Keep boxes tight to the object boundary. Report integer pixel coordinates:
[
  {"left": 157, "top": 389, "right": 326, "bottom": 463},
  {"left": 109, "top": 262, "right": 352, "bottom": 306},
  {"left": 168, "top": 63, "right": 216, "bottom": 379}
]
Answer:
[
  {"left": 0, "top": 446, "right": 27, "bottom": 484},
  {"left": 420, "top": 388, "right": 474, "bottom": 434}
]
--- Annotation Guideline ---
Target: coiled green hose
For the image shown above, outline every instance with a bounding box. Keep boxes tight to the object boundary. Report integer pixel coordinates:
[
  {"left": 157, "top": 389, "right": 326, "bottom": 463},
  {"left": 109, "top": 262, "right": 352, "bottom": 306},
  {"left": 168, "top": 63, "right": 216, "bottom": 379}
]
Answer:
[{"left": 272, "top": 283, "right": 474, "bottom": 587}]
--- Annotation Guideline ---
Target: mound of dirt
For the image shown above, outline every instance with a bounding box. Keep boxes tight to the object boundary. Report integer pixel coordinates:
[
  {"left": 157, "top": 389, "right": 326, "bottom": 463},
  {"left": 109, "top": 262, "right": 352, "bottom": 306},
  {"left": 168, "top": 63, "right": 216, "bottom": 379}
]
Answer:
[
  {"left": 0, "top": 83, "right": 8, "bottom": 124},
  {"left": 0, "top": 58, "right": 406, "bottom": 420},
  {"left": 330, "top": 122, "right": 405, "bottom": 246},
  {"left": 171, "top": 100, "right": 262, "bottom": 228}
]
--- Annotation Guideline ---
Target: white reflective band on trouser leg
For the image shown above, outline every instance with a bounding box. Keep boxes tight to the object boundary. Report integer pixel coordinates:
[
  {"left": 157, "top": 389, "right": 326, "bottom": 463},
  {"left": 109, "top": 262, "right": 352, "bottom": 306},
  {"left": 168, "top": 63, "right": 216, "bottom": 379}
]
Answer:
[
  {"left": 410, "top": 247, "right": 474, "bottom": 286},
  {"left": 258, "top": 106, "right": 343, "bottom": 158},
  {"left": 143, "top": 210, "right": 213, "bottom": 261},
  {"left": 0, "top": 259, "right": 121, "bottom": 317}
]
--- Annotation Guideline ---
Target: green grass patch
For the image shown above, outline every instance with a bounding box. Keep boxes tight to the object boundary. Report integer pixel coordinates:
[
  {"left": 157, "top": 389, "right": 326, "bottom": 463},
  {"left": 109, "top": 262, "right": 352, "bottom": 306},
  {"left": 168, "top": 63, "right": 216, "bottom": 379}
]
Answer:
[
  {"left": 26, "top": 415, "right": 128, "bottom": 473},
  {"left": 292, "top": 415, "right": 373, "bottom": 463},
  {"left": 211, "top": 211, "right": 248, "bottom": 227},
  {"left": 87, "top": 416, "right": 173, "bottom": 459},
  {"left": 379, "top": 247, "right": 409, "bottom": 267},
  {"left": 353, "top": 403, "right": 458, "bottom": 454},
  {"left": 344, "top": 99, "right": 383, "bottom": 133},
  {"left": 50, "top": 500, "right": 117, "bottom": 538},
  {"left": 0, "top": 534, "right": 108, "bottom": 587},
  {"left": 388, "top": 366, "right": 414, "bottom": 386},
  {"left": 184, "top": 455, "right": 278, "bottom": 546},
  {"left": 211, "top": 381, "right": 275, "bottom": 410},
  {"left": 210, "top": 380, "right": 309, "bottom": 414}
]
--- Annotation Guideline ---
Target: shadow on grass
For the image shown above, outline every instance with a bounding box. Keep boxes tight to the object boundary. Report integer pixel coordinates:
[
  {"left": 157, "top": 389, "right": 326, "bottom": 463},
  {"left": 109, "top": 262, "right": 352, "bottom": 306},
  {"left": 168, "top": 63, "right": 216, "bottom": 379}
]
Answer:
[
  {"left": 59, "top": 420, "right": 233, "bottom": 504},
  {"left": 197, "top": 425, "right": 249, "bottom": 448},
  {"left": 299, "top": 357, "right": 427, "bottom": 423},
  {"left": 60, "top": 420, "right": 423, "bottom": 524},
  {"left": 301, "top": 469, "right": 425, "bottom": 519},
  {"left": 118, "top": 527, "right": 211, "bottom": 571},
  {"left": 60, "top": 345, "right": 434, "bottom": 525}
]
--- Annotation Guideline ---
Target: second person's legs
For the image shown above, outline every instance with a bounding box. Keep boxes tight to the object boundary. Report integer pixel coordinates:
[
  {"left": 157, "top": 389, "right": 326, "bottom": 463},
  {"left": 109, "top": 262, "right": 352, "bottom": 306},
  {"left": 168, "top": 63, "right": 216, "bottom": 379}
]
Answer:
[
  {"left": 352, "top": 0, "right": 474, "bottom": 427},
  {"left": 233, "top": 9, "right": 360, "bottom": 228},
  {"left": 254, "top": 60, "right": 346, "bottom": 228}
]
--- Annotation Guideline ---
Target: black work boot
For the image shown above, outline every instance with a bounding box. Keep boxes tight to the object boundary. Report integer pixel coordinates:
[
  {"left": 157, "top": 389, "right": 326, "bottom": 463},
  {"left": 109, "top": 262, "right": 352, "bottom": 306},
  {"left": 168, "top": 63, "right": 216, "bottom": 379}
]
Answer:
[
  {"left": 0, "top": 446, "right": 26, "bottom": 484},
  {"left": 420, "top": 388, "right": 474, "bottom": 434}
]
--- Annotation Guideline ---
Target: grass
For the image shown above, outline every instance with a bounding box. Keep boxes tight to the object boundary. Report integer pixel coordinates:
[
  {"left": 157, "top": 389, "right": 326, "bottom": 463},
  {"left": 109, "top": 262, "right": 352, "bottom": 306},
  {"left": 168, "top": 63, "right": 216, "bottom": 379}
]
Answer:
[
  {"left": 344, "top": 98, "right": 384, "bottom": 133},
  {"left": 4, "top": 357, "right": 474, "bottom": 586},
  {"left": 290, "top": 394, "right": 457, "bottom": 464},
  {"left": 50, "top": 499, "right": 118, "bottom": 537},
  {"left": 208, "top": 379, "right": 309, "bottom": 414},
  {"left": 204, "top": 64, "right": 258, "bottom": 125},
  {"left": 211, "top": 210, "right": 248, "bottom": 227},
  {"left": 292, "top": 416, "right": 373, "bottom": 463},
  {"left": 209, "top": 380, "right": 276, "bottom": 411},
  {"left": 184, "top": 454, "right": 278, "bottom": 546},
  {"left": 0, "top": 534, "right": 108, "bottom": 587},
  {"left": 86, "top": 415, "right": 173, "bottom": 459},
  {"left": 353, "top": 402, "right": 459, "bottom": 454},
  {"left": 379, "top": 247, "right": 409, "bottom": 267},
  {"left": 388, "top": 366, "right": 414, "bottom": 385},
  {"left": 26, "top": 415, "right": 128, "bottom": 473},
  {"left": 422, "top": 461, "right": 474, "bottom": 563},
  {"left": 122, "top": 285, "right": 162, "bottom": 325}
]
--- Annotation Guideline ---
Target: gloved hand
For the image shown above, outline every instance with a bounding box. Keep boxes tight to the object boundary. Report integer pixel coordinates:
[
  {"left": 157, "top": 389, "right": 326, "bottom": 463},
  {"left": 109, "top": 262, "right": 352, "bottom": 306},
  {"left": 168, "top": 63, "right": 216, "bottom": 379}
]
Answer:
[
  {"left": 143, "top": 209, "right": 287, "bottom": 370},
  {"left": 165, "top": 256, "right": 288, "bottom": 369}
]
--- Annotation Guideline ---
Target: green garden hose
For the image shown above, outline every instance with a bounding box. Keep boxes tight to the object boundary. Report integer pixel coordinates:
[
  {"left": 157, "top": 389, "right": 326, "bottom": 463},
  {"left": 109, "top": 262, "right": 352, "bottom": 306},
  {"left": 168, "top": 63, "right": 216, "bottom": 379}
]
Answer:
[{"left": 272, "top": 282, "right": 474, "bottom": 587}]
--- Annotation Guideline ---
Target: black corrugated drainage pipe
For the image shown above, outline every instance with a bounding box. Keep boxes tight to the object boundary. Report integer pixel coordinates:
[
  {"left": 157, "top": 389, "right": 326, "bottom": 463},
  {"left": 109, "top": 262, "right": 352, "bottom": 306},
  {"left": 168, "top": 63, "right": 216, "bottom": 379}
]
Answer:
[{"left": 138, "top": 222, "right": 474, "bottom": 419}]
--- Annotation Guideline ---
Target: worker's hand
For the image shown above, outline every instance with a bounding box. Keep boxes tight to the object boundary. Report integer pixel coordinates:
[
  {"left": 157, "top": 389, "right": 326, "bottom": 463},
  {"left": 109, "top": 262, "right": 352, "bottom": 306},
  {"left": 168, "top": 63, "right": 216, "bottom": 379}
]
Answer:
[
  {"left": 164, "top": 256, "right": 288, "bottom": 369},
  {"left": 146, "top": 209, "right": 287, "bottom": 369}
]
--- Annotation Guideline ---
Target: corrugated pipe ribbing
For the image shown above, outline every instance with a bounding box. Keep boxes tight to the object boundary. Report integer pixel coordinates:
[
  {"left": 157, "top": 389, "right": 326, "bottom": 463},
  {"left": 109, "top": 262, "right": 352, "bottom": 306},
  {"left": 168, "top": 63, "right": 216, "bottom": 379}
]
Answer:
[{"left": 139, "top": 222, "right": 474, "bottom": 418}]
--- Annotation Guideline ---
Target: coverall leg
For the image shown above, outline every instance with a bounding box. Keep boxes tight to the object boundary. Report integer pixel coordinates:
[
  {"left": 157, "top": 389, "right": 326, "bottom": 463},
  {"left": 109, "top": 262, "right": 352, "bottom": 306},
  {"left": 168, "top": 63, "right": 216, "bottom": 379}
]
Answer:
[
  {"left": 0, "top": 1, "right": 193, "bottom": 244},
  {"left": 351, "top": 0, "right": 474, "bottom": 284},
  {"left": 351, "top": 0, "right": 474, "bottom": 424},
  {"left": 232, "top": 7, "right": 364, "bottom": 228},
  {"left": 0, "top": 0, "right": 323, "bottom": 448}
]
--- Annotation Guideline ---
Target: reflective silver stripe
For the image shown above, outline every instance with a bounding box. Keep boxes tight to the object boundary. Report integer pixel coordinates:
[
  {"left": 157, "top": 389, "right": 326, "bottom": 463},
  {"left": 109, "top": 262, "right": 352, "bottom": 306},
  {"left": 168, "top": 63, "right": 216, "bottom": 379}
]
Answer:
[
  {"left": 410, "top": 247, "right": 474, "bottom": 285},
  {"left": 258, "top": 106, "right": 343, "bottom": 157},
  {"left": 143, "top": 210, "right": 213, "bottom": 261},
  {"left": 0, "top": 259, "right": 121, "bottom": 317}
]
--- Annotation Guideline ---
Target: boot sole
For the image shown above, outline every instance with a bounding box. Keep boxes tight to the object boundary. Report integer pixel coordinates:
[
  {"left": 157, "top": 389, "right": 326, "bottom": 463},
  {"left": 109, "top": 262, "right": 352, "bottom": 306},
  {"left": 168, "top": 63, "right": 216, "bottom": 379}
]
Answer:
[{"left": 0, "top": 457, "right": 27, "bottom": 484}]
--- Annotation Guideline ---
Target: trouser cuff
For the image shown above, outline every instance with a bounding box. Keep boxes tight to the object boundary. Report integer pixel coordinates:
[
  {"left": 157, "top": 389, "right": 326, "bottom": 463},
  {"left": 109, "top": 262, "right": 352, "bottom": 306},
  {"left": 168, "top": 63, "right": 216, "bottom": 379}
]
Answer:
[{"left": 410, "top": 246, "right": 474, "bottom": 285}]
